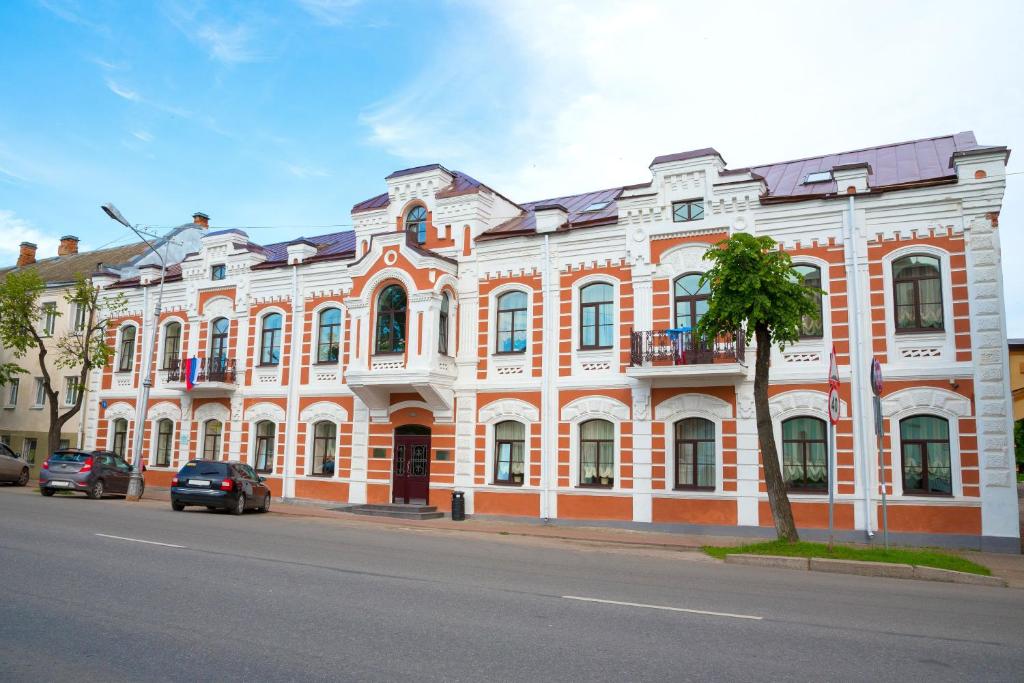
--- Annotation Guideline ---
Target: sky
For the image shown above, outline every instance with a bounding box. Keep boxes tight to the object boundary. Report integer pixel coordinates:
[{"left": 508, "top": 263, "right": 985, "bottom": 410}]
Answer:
[{"left": 1, "top": 0, "right": 1023, "bottom": 330}]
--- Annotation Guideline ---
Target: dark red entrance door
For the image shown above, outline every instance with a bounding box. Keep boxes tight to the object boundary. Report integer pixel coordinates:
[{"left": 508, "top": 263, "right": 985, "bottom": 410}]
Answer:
[{"left": 393, "top": 426, "right": 430, "bottom": 504}]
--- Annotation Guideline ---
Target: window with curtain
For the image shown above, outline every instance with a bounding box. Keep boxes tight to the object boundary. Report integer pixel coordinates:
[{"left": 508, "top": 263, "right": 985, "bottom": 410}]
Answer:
[
  {"left": 311, "top": 421, "right": 337, "bottom": 476},
  {"left": 405, "top": 205, "right": 427, "bottom": 244},
  {"left": 254, "top": 420, "right": 275, "bottom": 473},
  {"left": 794, "top": 264, "right": 824, "bottom": 338},
  {"left": 900, "top": 415, "right": 952, "bottom": 495},
  {"left": 209, "top": 318, "right": 229, "bottom": 369},
  {"left": 162, "top": 322, "right": 182, "bottom": 370},
  {"left": 580, "top": 283, "right": 614, "bottom": 349},
  {"left": 155, "top": 419, "right": 174, "bottom": 467},
  {"left": 579, "top": 419, "right": 614, "bottom": 487},
  {"left": 782, "top": 417, "right": 828, "bottom": 491},
  {"left": 260, "top": 313, "right": 283, "bottom": 365},
  {"left": 375, "top": 286, "right": 407, "bottom": 354},
  {"left": 203, "top": 420, "right": 222, "bottom": 459},
  {"left": 317, "top": 308, "right": 342, "bottom": 362},
  {"left": 494, "top": 421, "right": 525, "bottom": 485},
  {"left": 893, "top": 255, "right": 943, "bottom": 332},
  {"left": 112, "top": 418, "right": 128, "bottom": 459},
  {"left": 118, "top": 326, "right": 136, "bottom": 372},
  {"left": 675, "top": 418, "right": 715, "bottom": 489},
  {"left": 438, "top": 293, "right": 450, "bottom": 356},
  {"left": 496, "top": 291, "right": 528, "bottom": 353},
  {"left": 673, "top": 273, "right": 710, "bottom": 330}
]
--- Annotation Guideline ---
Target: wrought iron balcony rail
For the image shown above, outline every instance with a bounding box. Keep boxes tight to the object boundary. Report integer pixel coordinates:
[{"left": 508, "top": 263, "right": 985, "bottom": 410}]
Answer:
[
  {"left": 629, "top": 329, "right": 745, "bottom": 367},
  {"left": 165, "top": 356, "right": 238, "bottom": 384}
]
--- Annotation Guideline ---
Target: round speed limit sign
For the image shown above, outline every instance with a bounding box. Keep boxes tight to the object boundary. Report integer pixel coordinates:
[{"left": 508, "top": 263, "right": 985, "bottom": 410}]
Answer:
[{"left": 828, "top": 386, "right": 841, "bottom": 425}]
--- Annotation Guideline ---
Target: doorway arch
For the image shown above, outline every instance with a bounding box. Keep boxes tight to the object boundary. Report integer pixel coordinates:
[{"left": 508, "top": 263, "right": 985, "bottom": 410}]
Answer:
[{"left": 393, "top": 424, "right": 431, "bottom": 504}]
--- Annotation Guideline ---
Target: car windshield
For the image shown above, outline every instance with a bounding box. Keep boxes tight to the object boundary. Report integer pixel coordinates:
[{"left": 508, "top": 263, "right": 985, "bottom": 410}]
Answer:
[
  {"left": 50, "top": 452, "right": 91, "bottom": 463},
  {"left": 178, "top": 462, "right": 228, "bottom": 478}
]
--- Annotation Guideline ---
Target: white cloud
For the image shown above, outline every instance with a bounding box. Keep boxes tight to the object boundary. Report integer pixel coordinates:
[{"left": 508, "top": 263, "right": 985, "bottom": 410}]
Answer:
[
  {"left": 294, "top": 0, "right": 361, "bottom": 26},
  {"left": 0, "top": 211, "right": 61, "bottom": 262},
  {"left": 36, "top": 0, "right": 110, "bottom": 35},
  {"left": 284, "top": 163, "right": 330, "bottom": 178},
  {"left": 131, "top": 130, "right": 154, "bottom": 143},
  {"left": 105, "top": 78, "right": 140, "bottom": 102},
  {"left": 196, "top": 23, "right": 260, "bottom": 64}
]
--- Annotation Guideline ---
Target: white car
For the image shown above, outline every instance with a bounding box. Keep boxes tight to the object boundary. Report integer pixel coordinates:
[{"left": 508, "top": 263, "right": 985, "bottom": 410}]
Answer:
[{"left": 0, "top": 442, "right": 31, "bottom": 487}]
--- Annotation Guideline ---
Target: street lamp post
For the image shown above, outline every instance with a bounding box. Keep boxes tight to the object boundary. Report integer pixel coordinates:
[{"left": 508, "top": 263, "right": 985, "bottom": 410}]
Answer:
[{"left": 102, "top": 203, "right": 167, "bottom": 501}]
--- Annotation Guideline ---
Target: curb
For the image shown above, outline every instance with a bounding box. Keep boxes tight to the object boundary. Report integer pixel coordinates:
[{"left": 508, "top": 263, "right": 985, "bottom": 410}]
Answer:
[{"left": 724, "top": 554, "right": 1007, "bottom": 587}]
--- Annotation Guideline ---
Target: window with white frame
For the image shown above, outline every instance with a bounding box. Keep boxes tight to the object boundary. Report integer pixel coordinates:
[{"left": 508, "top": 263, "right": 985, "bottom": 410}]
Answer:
[
  {"left": 32, "top": 378, "right": 45, "bottom": 407},
  {"left": 63, "top": 377, "right": 81, "bottom": 407},
  {"left": 71, "top": 302, "right": 87, "bottom": 332},
  {"left": 579, "top": 419, "right": 615, "bottom": 487},
  {"left": 893, "top": 255, "right": 944, "bottom": 333},
  {"left": 6, "top": 379, "right": 19, "bottom": 407},
  {"left": 579, "top": 283, "right": 614, "bottom": 350},
  {"left": 317, "top": 308, "right": 342, "bottom": 362},
  {"left": 118, "top": 326, "right": 136, "bottom": 372},
  {"left": 494, "top": 421, "right": 525, "bottom": 485},
  {"left": 260, "top": 313, "right": 283, "bottom": 365},
  {"left": 793, "top": 264, "right": 824, "bottom": 338},
  {"left": 42, "top": 302, "right": 57, "bottom": 336},
  {"left": 495, "top": 290, "right": 528, "bottom": 354},
  {"left": 22, "top": 438, "right": 37, "bottom": 464}
]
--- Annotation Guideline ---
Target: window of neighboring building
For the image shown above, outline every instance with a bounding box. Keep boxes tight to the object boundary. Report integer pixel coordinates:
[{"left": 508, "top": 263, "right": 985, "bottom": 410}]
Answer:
[
  {"left": 22, "top": 438, "right": 37, "bottom": 464},
  {"left": 203, "top": 420, "right": 222, "bottom": 459},
  {"left": 0, "top": 434, "right": 10, "bottom": 446},
  {"left": 375, "top": 286, "right": 407, "bottom": 354},
  {"left": 118, "top": 326, "right": 136, "bottom": 372},
  {"left": 316, "top": 308, "right": 342, "bottom": 363},
  {"left": 111, "top": 418, "right": 128, "bottom": 460},
  {"left": 311, "top": 421, "right": 336, "bottom": 476},
  {"left": 673, "top": 273, "right": 710, "bottom": 330},
  {"left": 161, "top": 321, "right": 182, "bottom": 370},
  {"left": 211, "top": 264, "right": 226, "bottom": 281},
  {"left": 900, "top": 415, "right": 952, "bottom": 495},
  {"left": 496, "top": 291, "right": 528, "bottom": 354},
  {"left": 580, "top": 283, "right": 614, "bottom": 350},
  {"left": 579, "top": 419, "right": 614, "bottom": 487},
  {"left": 209, "top": 318, "right": 229, "bottom": 372},
  {"left": 893, "top": 255, "right": 943, "bottom": 332},
  {"left": 405, "top": 205, "right": 427, "bottom": 244},
  {"left": 794, "top": 264, "right": 824, "bottom": 338},
  {"left": 254, "top": 420, "right": 275, "bottom": 473},
  {"left": 260, "top": 313, "right": 283, "bottom": 366},
  {"left": 63, "top": 377, "right": 81, "bottom": 407},
  {"left": 156, "top": 419, "right": 174, "bottom": 467},
  {"left": 782, "top": 416, "right": 828, "bottom": 491},
  {"left": 72, "top": 302, "right": 87, "bottom": 332},
  {"left": 6, "top": 379, "right": 19, "bottom": 407},
  {"left": 58, "top": 439, "right": 70, "bottom": 450},
  {"left": 494, "top": 421, "right": 525, "bottom": 485},
  {"left": 675, "top": 417, "right": 715, "bottom": 489},
  {"left": 32, "top": 378, "right": 45, "bottom": 408},
  {"left": 672, "top": 199, "right": 704, "bottom": 222},
  {"left": 438, "top": 294, "right": 450, "bottom": 356},
  {"left": 42, "top": 302, "right": 57, "bottom": 336}
]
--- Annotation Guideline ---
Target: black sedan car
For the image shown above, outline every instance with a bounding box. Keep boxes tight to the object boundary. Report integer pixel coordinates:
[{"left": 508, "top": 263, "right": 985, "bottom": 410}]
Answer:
[{"left": 170, "top": 460, "right": 271, "bottom": 515}]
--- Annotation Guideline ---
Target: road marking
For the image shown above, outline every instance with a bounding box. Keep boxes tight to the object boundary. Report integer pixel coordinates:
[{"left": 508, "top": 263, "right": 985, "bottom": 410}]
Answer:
[
  {"left": 95, "top": 533, "right": 186, "bottom": 549},
  {"left": 561, "top": 595, "right": 762, "bottom": 621}
]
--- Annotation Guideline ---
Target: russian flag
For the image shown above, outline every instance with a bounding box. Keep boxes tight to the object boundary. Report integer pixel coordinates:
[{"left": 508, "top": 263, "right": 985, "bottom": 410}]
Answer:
[{"left": 185, "top": 357, "right": 199, "bottom": 391}]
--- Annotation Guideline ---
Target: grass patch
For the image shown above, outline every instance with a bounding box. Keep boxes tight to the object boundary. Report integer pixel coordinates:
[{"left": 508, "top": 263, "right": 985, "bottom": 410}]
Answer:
[{"left": 703, "top": 540, "right": 991, "bottom": 576}]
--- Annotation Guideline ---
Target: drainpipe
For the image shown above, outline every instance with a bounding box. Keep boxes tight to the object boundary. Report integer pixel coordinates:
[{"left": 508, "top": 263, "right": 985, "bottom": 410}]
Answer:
[
  {"left": 844, "top": 194, "right": 874, "bottom": 538},
  {"left": 282, "top": 263, "right": 302, "bottom": 499},
  {"left": 540, "top": 234, "right": 554, "bottom": 520}
]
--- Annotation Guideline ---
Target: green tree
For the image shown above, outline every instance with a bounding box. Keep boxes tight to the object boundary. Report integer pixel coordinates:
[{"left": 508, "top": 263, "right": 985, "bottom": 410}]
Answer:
[
  {"left": 696, "top": 233, "right": 823, "bottom": 542},
  {"left": 1014, "top": 420, "right": 1023, "bottom": 476},
  {"left": 0, "top": 270, "right": 126, "bottom": 456}
]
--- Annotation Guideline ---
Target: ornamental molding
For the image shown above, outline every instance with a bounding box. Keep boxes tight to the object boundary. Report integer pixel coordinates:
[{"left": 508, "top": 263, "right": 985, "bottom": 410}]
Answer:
[
  {"left": 202, "top": 295, "right": 234, "bottom": 319},
  {"left": 654, "top": 393, "right": 732, "bottom": 421},
  {"left": 769, "top": 390, "right": 848, "bottom": 419},
  {"left": 478, "top": 398, "right": 540, "bottom": 424},
  {"left": 359, "top": 267, "right": 418, "bottom": 303},
  {"left": 243, "top": 402, "right": 287, "bottom": 423},
  {"left": 299, "top": 401, "right": 350, "bottom": 424},
  {"left": 560, "top": 396, "right": 630, "bottom": 422},
  {"left": 388, "top": 400, "right": 433, "bottom": 416},
  {"left": 146, "top": 401, "right": 181, "bottom": 422},
  {"left": 104, "top": 401, "right": 135, "bottom": 422},
  {"left": 881, "top": 387, "right": 971, "bottom": 418},
  {"left": 655, "top": 243, "right": 713, "bottom": 277},
  {"left": 194, "top": 401, "right": 230, "bottom": 423}
]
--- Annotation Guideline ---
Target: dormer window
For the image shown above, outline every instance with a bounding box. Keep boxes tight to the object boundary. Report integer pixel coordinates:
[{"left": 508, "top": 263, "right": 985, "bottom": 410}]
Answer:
[
  {"left": 211, "top": 264, "right": 226, "bottom": 281},
  {"left": 672, "top": 199, "right": 704, "bottom": 222},
  {"left": 583, "top": 200, "right": 611, "bottom": 212},
  {"left": 405, "top": 206, "right": 427, "bottom": 244},
  {"left": 803, "top": 171, "right": 833, "bottom": 184}
]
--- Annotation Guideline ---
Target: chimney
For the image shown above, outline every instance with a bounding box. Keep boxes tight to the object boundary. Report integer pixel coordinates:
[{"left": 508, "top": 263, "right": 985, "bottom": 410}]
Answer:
[
  {"left": 58, "top": 235, "right": 80, "bottom": 256},
  {"left": 192, "top": 212, "right": 210, "bottom": 228},
  {"left": 17, "top": 241, "right": 37, "bottom": 267}
]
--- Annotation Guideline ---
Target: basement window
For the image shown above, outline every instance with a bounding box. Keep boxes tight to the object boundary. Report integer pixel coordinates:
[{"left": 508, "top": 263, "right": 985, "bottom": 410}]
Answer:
[{"left": 803, "top": 171, "right": 833, "bottom": 184}]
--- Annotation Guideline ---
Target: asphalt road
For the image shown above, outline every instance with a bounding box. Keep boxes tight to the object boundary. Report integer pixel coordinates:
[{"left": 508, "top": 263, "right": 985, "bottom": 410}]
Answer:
[{"left": 2, "top": 488, "right": 1023, "bottom": 682}]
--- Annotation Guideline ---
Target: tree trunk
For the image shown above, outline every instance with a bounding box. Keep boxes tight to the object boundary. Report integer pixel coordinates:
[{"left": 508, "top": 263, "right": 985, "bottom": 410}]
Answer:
[{"left": 754, "top": 323, "right": 799, "bottom": 542}]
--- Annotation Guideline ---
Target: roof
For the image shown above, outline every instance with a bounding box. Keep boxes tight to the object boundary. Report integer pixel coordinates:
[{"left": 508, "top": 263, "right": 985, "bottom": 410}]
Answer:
[
  {"left": 1008, "top": 338, "right": 1024, "bottom": 349},
  {"left": 257, "top": 229, "right": 356, "bottom": 265},
  {"left": 479, "top": 186, "right": 623, "bottom": 240},
  {"left": 650, "top": 147, "right": 724, "bottom": 167},
  {"left": 353, "top": 169, "right": 509, "bottom": 213},
  {"left": 0, "top": 241, "right": 150, "bottom": 285}
]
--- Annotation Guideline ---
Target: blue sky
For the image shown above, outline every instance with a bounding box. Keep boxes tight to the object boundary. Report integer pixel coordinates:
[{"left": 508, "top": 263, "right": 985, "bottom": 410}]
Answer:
[{"left": 2, "top": 0, "right": 1024, "bottom": 330}]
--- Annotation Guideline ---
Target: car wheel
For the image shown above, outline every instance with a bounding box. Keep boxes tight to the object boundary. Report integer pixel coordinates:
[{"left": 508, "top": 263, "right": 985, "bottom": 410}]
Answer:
[
  {"left": 16, "top": 468, "right": 29, "bottom": 487},
  {"left": 257, "top": 494, "right": 270, "bottom": 513},
  {"left": 171, "top": 501, "right": 185, "bottom": 512},
  {"left": 230, "top": 493, "right": 246, "bottom": 516},
  {"left": 88, "top": 479, "right": 104, "bottom": 500},
  {"left": 40, "top": 488, "right": 55, "bottom": 497}
]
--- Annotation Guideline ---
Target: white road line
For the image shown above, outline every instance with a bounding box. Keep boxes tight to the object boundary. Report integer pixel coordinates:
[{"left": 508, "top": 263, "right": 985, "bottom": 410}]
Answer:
[
  {"left": 561, "top": 595, "right": 762, "bottom": 621},
  {"left": 95, "top": 533, "right": 186, "bottom": 549}
]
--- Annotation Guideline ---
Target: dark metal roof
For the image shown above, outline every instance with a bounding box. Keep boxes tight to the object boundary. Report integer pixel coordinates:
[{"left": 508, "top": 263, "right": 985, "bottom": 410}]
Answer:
[
  {"left": 260, "top": 230, "right": 356, "bottom": 263},
  {"left": 385, "top": 163, "right": 452, "bottom": 180},
  {"left": 479, "top": 186, "right": 623, "bottom": 240},
  {"left": 353, "top": 169, "right": 501, "bottom": 213},
  {"left": 650, "top": 147, "right": 724, "bottom": 167}
]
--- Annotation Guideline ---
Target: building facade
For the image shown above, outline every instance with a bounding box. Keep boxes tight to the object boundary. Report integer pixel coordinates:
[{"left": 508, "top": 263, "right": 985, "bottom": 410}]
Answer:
[{"left": 85, "top": 132, "right": 1019, "bottom": 551}]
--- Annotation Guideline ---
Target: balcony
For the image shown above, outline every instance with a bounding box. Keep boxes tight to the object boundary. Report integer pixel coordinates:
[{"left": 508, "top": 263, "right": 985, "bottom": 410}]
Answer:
[
  {"left": 627, "top": 329, "right": 747, "bottom": 384},
  {"left": 163, "top": 356, "right": 238, "bottom": 394}
]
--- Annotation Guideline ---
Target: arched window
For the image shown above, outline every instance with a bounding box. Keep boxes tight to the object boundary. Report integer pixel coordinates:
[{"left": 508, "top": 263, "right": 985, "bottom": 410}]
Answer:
[
  {"left": 782, "top": 417, "right": 827, "bottom": 491},
  {"left": 254, "top": 420, "right": 275, "bottom": 473},
  {"left": 316, "top": 308, "right": 341, "bottom": 363},
  {"left": 793, "top": 264, "right": 823, "bottom": 338},
  {"left": 496, "top": 291, "right": 528, "bottom": 353},
  {"left": 375, "top": 285, "right": 407, "bottom": 354},
  {"left": 579, "top": 419, "right": 614, "bottom": 487},
  {"left": 405, "top": 205, "right": 427, "bottom": 244},
  {"left": 580, "top": 283, "right": 614, "bottom": 350},
  {"left": 209, "top": 318, "right": 229, "bottom": 368},
  {"left": 900, "top": 415, "right": 952, "bottom": 495},
  {"left": 674, "top": 417, "right": 715, "bottom": 489},
  {"left": 112, "top": 418, "right": 128, "bottom": 458},
  {"left": 438, "top": 293, "right": 450, "bottom": 356},
  {"left": 673, "top": 273, "right": 710, "bottom": 330},
  {"left": 260, "top": 313, "right": 283, "bottom": 366},
  {"left": 311, "top": 421, "right": 337, "bottom": 476},
  {"left": 117, "top": 326, "right": 136, "bottom": 372},
  {"left": 494, "top": 421, "right": 525, "bottom": 485},
  {"left": 203, "top": 420, "right": 222, "bottom": 460},
  {"left": 161, "top": 322, "right": 182, "bottom": 370},
  {"left": 893, "top": 255, "right": 943, "bottom": 332},
  {"left": 155, "top": 418, "right": 174, "bottom": 466}
]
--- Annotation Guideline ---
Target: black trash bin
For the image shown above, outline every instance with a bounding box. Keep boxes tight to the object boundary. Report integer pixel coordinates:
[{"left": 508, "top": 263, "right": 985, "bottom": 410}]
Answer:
[{"left": 451, "top": 490, "right": 466, "bottom": 521}]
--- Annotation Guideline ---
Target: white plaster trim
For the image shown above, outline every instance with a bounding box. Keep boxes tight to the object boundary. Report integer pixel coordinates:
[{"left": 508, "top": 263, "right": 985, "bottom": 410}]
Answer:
[
  {"left": 654, "top": 392, "right": 732, "bottom": 421},
  {"left": 146, "top": 400, "right": 181, "bottom": 421},
  {"left": 194, "top": 401, "right": 229, "bottom": 423},
  {"left": 478, "top": 398, "right": 540, "bottom": 424},
  {"left": 299, "top": 401, "right": 350, "bottom": 423},
  {"left": 561, "top": 395, "right": 630, "bottom": 422},
  {"left": 880, "top": 387, "right": 971, "bottom": 418},
  {"left": 770, "top": 389, "right": 848, "bottom": 420},
  {"left": 243, "top": 402, "right": 287, "bottom": 423},
  {"left": 654, "top": 243, "right": 713, "bottom": 279},
  {"left": 104, "top": 401, "right": 135, "bottom": 422},
  {"left": 388, "top": 400, "right": 432, "bottom": 416},
  {"left": 202, "top": 295, "right": 234, "bottom": 320}
]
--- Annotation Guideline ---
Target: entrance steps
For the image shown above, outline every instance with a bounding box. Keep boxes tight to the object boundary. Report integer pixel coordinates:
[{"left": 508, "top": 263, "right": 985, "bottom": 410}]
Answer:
[{"left": 339, "top": 503, "right": 445, "bottom": 520}]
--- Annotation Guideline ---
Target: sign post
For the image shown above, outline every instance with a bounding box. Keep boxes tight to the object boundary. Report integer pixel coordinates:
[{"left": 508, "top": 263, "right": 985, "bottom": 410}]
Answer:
[
  {"left": 827, "top": 346, "right": 841, "bottom": 550},
  {"left": 871, "top": 357, "right": 888, "bottom": 550}
]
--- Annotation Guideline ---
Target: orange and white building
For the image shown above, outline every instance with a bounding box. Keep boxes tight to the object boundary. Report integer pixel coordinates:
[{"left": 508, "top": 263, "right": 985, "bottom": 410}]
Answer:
[{"left": 84, "top": 131, "right": 1020, "bottom": 551}]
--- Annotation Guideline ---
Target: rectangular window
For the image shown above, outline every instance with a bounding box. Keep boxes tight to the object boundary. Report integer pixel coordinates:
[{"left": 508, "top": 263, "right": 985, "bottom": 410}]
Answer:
[
  {"left": 211, "top": 264, "right": 226, "bottom": 281},
  {"left": 672, "top": 199, "right": 704, "bottom": 223},
  {"left": 0, "top": 434, "right": 10, "bottom": 446},
  {"left": 59, "top": 439, "right": 70, "bottom": 450},
  {"left": 42, "top": 302, "right": 57, "bottom": 336},
  {"left": 64, "top": 377, "right": 81, "bottom": 407},
  {"left": 6, "top": 379, "right": 18, "bottom": 407},
  {"left": 22, "top": 438, "right": 37, "bottom": 464},
  {"left": 72, "top": 302, "right": 88, "bottom": 332},
  {"left": 33, "top": 378, "right": 45, "bottom": 408}
]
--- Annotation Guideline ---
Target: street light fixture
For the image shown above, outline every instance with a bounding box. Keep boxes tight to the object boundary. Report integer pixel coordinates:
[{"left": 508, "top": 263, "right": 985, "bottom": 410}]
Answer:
[{"left": 101, "top": 203, "right": 167, "bottom": 501}]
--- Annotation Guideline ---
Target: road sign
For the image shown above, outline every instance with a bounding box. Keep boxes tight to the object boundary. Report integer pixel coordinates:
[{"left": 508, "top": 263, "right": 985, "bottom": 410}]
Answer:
[
  {"left": 870, "top": 357, "right": 883, "bottom": 396},
  {"left": 828, "top": 385, "right": 841, "bottom": 425},
  {"left": 829, "top": 345, "right": 840, "bottom": 387}
]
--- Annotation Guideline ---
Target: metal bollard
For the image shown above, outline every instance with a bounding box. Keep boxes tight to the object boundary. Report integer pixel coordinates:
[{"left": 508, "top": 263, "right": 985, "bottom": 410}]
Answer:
[{"left": 451, "top": 490, "right": 466, "bottom": 521}]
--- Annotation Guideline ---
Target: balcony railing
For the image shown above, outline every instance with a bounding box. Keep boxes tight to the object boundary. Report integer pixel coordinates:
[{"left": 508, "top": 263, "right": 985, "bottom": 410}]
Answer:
[
  {"left": 629, "top": 329, "right": 745, "bottom": 367},
  {"left": 165, "top": 356, "right": 238, "bottom": 384}
]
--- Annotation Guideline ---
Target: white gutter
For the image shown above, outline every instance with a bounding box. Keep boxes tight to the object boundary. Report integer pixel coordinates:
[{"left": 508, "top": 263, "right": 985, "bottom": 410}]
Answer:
[
  {"left": 540, "top": 234, "right": 554, "bottom": 520},
  {"left": 282, "top": 263, "right": 302, "bottom": 499}
]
